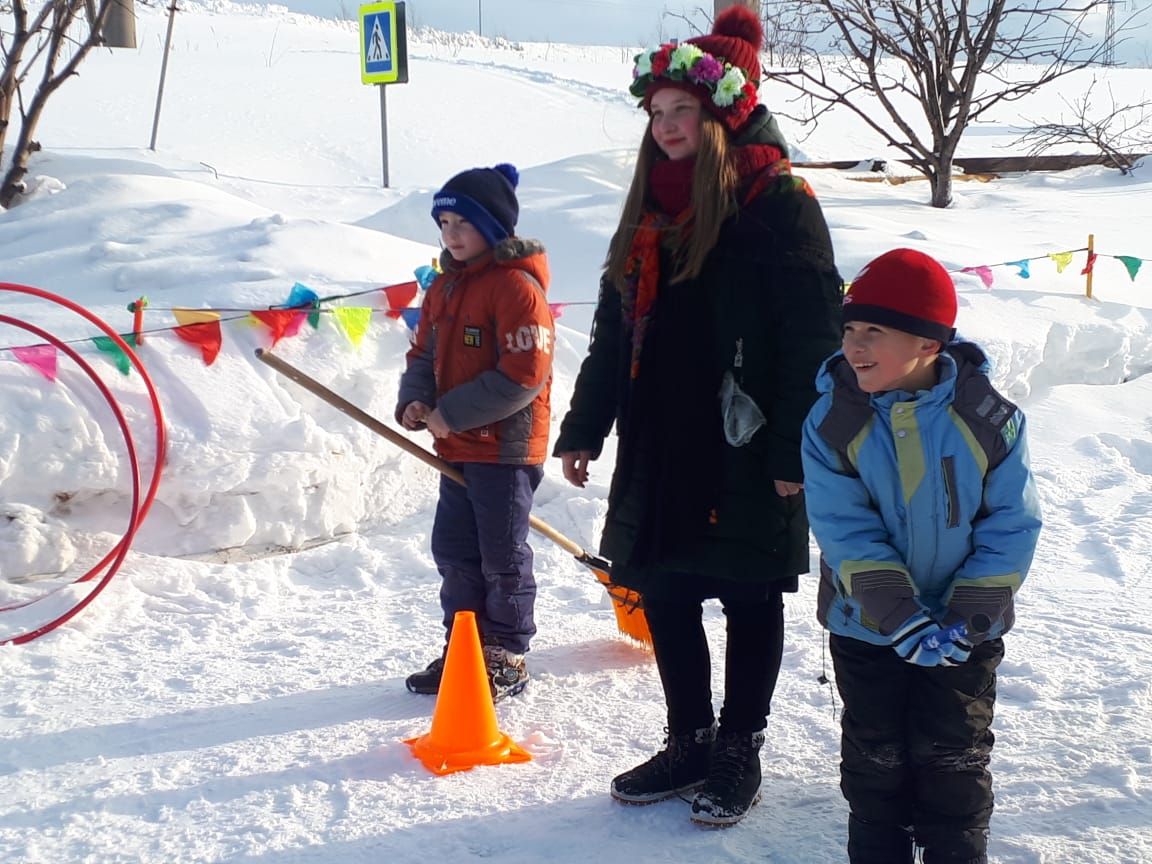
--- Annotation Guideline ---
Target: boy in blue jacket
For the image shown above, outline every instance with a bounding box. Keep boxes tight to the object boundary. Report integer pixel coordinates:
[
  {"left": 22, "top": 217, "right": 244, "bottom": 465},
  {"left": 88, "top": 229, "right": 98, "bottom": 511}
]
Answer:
[{"left": 801, "top": 248, "right": 1042, "bottom": 864}]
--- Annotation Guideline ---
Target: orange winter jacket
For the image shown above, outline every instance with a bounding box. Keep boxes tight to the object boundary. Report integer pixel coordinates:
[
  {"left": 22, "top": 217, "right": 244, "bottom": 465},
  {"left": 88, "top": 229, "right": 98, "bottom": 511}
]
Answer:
[{"left": 396, "top": 237, "right": 554, "bottom": 464}]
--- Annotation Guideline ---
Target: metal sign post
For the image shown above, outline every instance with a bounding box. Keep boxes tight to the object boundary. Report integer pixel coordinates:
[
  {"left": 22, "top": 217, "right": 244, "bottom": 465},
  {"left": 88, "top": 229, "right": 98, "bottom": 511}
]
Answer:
[
  {"left": 149, "top": 2, "right": 179, "bottom": 151},
  {"left": 359, "top": 1, "right": 409, "bottom": 188}
]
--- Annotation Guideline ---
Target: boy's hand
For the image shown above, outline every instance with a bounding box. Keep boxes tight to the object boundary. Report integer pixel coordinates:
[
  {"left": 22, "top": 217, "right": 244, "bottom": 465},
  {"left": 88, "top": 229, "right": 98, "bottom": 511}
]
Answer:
[
  {"left": 774, "top": 479, "right": 803, "bottom": 496},
  {"left": 401, "top": 401, "right": 431, "bottom": 430},
  {"left": 425, "top": 408, "right": 451, "bottom": 439},
  {"left": 891, "top": 612, "right": 955, "bottom": 667},
  {"left": 560, "top": 451, "right": 592, "bottom": 488}
]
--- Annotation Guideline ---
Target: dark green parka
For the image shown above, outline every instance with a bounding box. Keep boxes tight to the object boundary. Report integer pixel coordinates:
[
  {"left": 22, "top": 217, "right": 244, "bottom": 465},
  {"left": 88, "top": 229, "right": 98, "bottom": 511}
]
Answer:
[{"left": 554, "top": 112, "right": 843, "bottom": 596}]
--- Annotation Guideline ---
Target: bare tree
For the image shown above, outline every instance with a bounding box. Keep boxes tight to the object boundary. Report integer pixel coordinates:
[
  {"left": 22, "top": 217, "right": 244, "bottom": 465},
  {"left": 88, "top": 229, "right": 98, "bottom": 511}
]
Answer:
[
  {"left": 762, "top": 0, "right": 1146, "bottom": 207},
  {"left": 1016, "top": 77, "right": 1151, "bottom": 174},
  {"left": 1, "top": 0, "right": 112, "bottom": 208}
]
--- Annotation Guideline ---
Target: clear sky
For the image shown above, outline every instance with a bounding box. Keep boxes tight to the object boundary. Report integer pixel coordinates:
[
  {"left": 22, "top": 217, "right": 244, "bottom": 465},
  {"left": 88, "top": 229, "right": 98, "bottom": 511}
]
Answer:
[{"left": 391, "top": 0, "right": 1152, "bottom": 65}]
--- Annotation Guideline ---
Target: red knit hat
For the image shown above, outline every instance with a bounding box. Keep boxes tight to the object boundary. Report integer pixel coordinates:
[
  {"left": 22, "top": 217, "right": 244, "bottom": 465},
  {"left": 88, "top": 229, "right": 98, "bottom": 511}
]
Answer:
[
  {"left": 843, "top": 248, "right": 958, "bottom": 343},
  {"left": 630, "top": 5, "right": 763, "bottom": 132}
]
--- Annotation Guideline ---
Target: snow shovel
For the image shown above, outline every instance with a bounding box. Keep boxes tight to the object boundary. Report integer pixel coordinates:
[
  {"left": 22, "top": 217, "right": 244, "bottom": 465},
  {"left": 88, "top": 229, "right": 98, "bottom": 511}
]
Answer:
[{"left": 255, "top": 349, "right": 651, "bottom": 647}]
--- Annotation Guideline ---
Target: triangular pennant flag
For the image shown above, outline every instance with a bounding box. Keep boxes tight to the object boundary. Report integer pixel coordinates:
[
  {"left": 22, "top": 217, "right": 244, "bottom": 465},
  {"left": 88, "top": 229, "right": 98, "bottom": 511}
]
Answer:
[
  {"left": 1049, "top": 251, "right": 1074, "bottom": 273},
  {"left": 11, "top": 344, "right": 58, "bottom": 382},
  {"left": 286, "top": 282, "right": 322, "bottom": 329},
  {"left": 399, "top": 308, "right": 421, "bottom": 332},
  {"left": 173, "top": 309, "right": 224, "bottom": 366},
  {"left": 414, "top": 265, "right": 438, "bottom": 292},
  {"left": 92, "top": 336, "right": 131, "bottom": 375},
  {"left": 383, "top": 281, "right": 419, "bottom": 318},
  {"left": 1116, "top": 256, "right": 1143, "bottom": 281},
  {"left": 1080, "top": 251, "right": 1097, "bottom": 276},
  {"left": 250, "top": 310, "right": 308, "bottom": 347},
  {"left": 961, "top": 265, "right": 994, "bottom": 289},
  {"left": 1008, "top": 259, "right": 1031, "bottom": 279},
  {"left": 333, "top": 307, "right": 373, "bottom": 347},
  {"left": 548, "top": 302, "right": 566, "bottom": 319}
]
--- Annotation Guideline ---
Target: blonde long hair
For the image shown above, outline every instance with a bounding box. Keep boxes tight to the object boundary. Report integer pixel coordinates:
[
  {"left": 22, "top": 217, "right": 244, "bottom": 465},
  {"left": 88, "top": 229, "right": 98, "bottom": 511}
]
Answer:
[{"left": 604, "top": 112, "right": 739, "bottom": 291}]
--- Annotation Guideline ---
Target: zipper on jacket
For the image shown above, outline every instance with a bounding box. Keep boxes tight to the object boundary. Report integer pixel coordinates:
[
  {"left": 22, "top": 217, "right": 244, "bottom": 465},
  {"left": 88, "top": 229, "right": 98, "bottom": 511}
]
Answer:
[{"left": 941, "top": 455, "right": 960, "bottom": 529}]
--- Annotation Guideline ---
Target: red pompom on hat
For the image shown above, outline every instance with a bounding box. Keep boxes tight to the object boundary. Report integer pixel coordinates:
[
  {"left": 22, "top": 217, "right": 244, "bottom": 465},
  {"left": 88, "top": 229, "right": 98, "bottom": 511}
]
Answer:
[
  {"left": 843, "top": 248, "right": 958, "bottom": 343},
  {"left": 631, "top": 5, "right": 763, "bottom": 132}
]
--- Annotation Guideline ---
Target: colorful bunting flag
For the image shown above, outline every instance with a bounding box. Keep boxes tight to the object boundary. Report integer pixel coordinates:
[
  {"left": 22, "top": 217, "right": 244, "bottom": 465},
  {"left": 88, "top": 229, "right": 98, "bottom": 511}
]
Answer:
[
  {"left": 549, "top": 303, "right": 566, "bottom": 319},
  {"left": 399, "top": 308, "right": 421, "bottom": 332},
  {"left": 1048, "top": 251, "right": 1074, "bottom": 273},
  {"left": 1115, "top": 256, "right": 1143, "bottom": 281},
  {"left": 92, "top": 336, "right": 131, "bottom": 375},
  {"left": 414, "top": 265, "right": 438, "bottom": 292},
  {"left": 383, "top": 281, "right": 418, "bottom": 318},
  {"left": 286, "top": 283, "right": 321, "bottom": 329},
  {"left": 1080, "top": 252, "right": 1097, "bottom": 276},
  {"left": 173, "top": 309, "right": 223, "bottom": 366},
  {"left": 11, "top": 344, "right": 58, "bottom": 381},
  {"left": 333, "top": 307, "right": 372, "bottom": 348},
  {"left": 250, "top": 309, "right": 308, "bottom": 346},
  {"left": 961, "top": 265, "right": 994, "bottom": 289},
  {"left": 1008, "top": 260, "right": 1031, "bottom": 279}
]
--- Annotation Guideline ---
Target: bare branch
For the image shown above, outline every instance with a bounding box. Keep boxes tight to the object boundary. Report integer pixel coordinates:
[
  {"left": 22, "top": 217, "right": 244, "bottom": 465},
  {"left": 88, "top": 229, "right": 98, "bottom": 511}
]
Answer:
[
  {"left": 762, "top": 0, "right": 1148, "bottom": 206},
  {"left": 1015, "top": 77, "right": 1152, "bottom": 174}
]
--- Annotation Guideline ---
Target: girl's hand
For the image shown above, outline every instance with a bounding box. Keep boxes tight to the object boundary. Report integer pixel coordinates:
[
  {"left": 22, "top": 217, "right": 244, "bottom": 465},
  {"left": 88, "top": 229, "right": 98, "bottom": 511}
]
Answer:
[
  {"left": 774, "top": 479, "right": 803, "bottom": 497},
  {"left": 560, "top": 451, "right": 593, "bottom": 488}
]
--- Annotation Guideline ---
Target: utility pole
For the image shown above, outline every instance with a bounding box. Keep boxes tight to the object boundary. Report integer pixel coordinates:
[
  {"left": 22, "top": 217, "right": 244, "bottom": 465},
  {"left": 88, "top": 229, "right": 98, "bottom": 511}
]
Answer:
[
  {"left": 1103, "top": 0, "right": 1116, "bottom": 65},
  {"left": 478, "top": 0, "right": 483, "bottom": 37}
]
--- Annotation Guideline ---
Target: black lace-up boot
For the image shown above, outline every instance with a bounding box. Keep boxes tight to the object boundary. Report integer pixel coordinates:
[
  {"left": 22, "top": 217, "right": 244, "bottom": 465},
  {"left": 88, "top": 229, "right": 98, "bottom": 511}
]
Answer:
[
  {"left": 690, "top": 730, "right": 765, "bottom": 826},
  {"left": 405, "top": 653, "right": 446, "bottom": 694},
  {"left": 610, "top": 723, "right": 718, "bottom": 804}
]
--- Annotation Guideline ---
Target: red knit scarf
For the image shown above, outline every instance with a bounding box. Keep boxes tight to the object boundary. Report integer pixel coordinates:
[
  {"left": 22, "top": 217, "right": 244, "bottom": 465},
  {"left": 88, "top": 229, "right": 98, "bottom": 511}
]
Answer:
[{"left": 621, "top": 143, "right": 793, "bottom": 379}]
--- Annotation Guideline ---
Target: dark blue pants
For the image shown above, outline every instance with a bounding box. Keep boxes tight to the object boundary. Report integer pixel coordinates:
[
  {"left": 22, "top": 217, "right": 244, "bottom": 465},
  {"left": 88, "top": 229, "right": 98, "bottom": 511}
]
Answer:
[
  {"left": 831, "top": 634, "right": 1003, "bottom": 864},
  {"left": 431, "top": 462, "right": 542, "bottom": 655}
]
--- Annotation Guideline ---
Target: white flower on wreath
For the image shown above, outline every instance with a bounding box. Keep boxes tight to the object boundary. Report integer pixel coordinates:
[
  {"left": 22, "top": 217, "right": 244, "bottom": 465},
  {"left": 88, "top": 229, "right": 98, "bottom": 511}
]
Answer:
[
  {"left": 634, "top": 49, "right": 657, "bottom": 76},
  {"left": 670, "top": 43, "right": 704, "bottom": 72},
  {"left": 713, "top": 67, "right": 747, "bottom": 107}
]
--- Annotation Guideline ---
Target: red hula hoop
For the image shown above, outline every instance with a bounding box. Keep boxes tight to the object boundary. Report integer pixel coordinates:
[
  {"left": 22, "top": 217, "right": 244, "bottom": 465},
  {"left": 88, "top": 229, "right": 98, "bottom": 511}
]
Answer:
[{"left": 0, "top": 283, "right": 166, "bottom": 644}]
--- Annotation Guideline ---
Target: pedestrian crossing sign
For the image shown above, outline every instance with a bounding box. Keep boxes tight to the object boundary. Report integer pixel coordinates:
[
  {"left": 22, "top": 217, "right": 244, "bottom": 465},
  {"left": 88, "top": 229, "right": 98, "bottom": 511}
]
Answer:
[{"left": 360, "top": 2, "right": 408, "bottom": 85}]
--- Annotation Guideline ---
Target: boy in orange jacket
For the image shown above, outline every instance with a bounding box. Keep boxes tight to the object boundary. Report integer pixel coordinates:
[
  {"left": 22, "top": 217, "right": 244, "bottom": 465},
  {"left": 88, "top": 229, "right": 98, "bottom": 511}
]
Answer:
[{"left": 397, "top": 163, "right": 554, "bottom": 702}]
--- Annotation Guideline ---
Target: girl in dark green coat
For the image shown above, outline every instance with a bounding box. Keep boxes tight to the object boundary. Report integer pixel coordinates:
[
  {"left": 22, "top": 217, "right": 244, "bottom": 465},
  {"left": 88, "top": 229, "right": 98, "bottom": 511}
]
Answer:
[{"left": 553, "top": 6, "right": 842, "bottom": 827}]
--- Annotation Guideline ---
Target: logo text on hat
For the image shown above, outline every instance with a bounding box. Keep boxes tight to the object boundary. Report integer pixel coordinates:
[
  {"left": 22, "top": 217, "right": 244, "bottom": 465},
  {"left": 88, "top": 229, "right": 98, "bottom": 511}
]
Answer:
[{"left": 433, "top": 196, "right": 457, "bottom": 208}]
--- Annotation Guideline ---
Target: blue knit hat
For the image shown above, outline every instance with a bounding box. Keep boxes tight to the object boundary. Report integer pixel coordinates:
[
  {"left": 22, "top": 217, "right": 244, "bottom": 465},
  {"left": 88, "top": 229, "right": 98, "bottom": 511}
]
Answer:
[{"left": 430, "top": 163, "right": 520, "bottom": 249}]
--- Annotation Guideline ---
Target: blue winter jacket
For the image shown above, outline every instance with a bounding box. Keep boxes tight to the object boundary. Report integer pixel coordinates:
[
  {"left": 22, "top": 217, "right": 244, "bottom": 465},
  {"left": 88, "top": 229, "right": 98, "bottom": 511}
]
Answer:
[{"left": 801, "top": 340, "right": 1042, "bottom": 646}]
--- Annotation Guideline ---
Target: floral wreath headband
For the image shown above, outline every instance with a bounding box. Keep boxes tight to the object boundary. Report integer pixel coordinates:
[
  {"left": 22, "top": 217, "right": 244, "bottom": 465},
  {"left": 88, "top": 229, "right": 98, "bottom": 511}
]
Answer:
[{"left": 629, "top": 41, "right": 757, "bottom": 111}]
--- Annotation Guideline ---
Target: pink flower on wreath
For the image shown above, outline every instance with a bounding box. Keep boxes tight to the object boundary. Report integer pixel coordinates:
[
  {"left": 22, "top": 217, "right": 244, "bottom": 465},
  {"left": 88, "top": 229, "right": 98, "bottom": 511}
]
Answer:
[
  {"left": 650, "top": 48, "right": 672, "bottom": 77},
  {"left": 689, "top": 55, "right": 724, "bottom": 84}
]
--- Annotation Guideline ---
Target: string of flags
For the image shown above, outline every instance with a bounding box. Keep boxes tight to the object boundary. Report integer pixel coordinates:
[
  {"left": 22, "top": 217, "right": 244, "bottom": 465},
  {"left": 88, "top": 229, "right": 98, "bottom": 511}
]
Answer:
[
  {"left": 2, "top": 240, "right": 1147, "bottom": 380},
  {"left": 1, "top": 263, "right": 591, "bottom": 380},
  {"left": 952, "top": 248, "right": 1145, "bottom": 289}
]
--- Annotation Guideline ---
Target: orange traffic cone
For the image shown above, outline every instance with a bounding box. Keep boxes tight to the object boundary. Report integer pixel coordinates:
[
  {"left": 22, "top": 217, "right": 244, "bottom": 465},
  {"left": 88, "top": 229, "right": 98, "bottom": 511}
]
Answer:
[{"left": 405, "top": 610, "right": 531, "bottom": 775}]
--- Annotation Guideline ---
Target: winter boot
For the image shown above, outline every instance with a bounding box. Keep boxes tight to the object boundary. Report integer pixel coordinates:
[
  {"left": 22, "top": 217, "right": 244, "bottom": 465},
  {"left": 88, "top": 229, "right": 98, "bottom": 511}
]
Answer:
[
  {"left": 690, "top": 730, "right": 765, "bottom": 827},
  {"left": 405, "top": 652, "right": 446, "bottom": 695},
  {"left": 610, "top": 723, "right": 718, "bottom": 804},
  {"left": 483, "top": 643, "right": 529, "bottom": 702}
]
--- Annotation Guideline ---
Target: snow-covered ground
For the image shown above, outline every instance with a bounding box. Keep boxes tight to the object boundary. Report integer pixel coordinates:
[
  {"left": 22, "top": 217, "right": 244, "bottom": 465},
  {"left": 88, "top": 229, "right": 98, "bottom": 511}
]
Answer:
[{"left": 1, "top": 4, "right": 1151, "bottom": 862}]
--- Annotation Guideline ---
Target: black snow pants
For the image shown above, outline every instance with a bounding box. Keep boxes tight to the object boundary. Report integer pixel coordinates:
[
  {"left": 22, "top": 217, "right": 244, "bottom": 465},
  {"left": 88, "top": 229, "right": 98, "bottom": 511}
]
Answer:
[{"left": 830, "top": 633, "right": 1004, "bottom": 864}]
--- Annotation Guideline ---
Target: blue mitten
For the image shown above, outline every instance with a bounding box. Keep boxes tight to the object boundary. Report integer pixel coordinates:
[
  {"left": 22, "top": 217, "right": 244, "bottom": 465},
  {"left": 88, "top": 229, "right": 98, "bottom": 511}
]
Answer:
[
  {"left": 937, "top": 626, "right": 974, "bottom": 665},
  {"left": 891, "top": 612, "right": 952, "bottom": 667}
]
